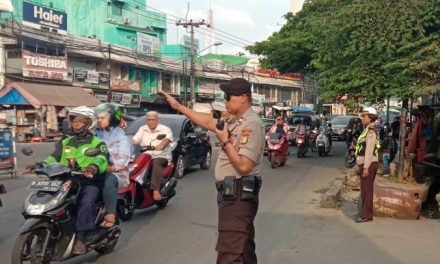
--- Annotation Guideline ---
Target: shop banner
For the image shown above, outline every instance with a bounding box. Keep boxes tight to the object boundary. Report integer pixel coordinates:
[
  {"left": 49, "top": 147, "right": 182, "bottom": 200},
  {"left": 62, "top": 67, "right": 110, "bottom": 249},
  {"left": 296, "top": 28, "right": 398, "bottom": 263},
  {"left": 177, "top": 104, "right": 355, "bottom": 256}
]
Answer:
[
  {"left": 22, "top": 50, "right": 68, "bottom": 80},
  {"left": 0, "top": 129, "right": 13, "bottom": 159},
  {"left": 111, "top": 79, "right": 141, "bottom": 92},
  {"left": 73, "top": 69, "right": 109, "bottom": 89},
  {"left": 111, "top": 92, "right": 140, "bottom": 108},
  {"left": 23, "top": 1, "right": 67, "bottom": 35},
  {"left": 137, "top": 33, "right": 160, "bottom": 55}
]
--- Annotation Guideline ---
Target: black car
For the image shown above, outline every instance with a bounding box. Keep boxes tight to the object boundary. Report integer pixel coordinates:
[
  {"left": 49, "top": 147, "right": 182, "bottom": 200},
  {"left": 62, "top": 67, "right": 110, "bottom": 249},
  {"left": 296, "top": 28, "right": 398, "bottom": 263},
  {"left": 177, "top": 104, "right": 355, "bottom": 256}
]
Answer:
[{"left": 125, "top": 114, "right": 212, "bottom": 179}]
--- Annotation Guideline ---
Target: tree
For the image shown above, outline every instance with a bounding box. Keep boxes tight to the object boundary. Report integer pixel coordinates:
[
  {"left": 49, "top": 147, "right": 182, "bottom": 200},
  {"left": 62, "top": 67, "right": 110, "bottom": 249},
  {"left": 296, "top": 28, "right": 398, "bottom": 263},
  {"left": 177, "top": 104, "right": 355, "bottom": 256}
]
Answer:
[{"left": 247, "top": 0, "right": 439, "bottom": 102}]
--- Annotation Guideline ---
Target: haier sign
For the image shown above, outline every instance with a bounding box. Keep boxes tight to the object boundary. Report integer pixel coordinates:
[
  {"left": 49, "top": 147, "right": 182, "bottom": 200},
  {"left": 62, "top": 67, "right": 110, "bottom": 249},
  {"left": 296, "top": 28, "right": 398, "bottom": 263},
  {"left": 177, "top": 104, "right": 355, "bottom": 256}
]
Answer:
[{"left": 23, "top": 2, "right": 67, "bottom": 35}]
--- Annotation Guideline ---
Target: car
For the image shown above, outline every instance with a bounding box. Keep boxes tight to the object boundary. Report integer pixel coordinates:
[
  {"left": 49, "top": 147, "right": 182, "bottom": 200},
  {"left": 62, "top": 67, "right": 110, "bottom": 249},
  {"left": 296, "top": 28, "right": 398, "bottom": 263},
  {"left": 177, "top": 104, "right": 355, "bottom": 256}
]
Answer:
[
  {"left": 261, "top": 118, "right": 275, "bottom": 133},
  {"left": 330, "top": 115, "right": 362, "bottom": 141},
  {"left": 125, "top": 114, "right": 212, "bottom": 179}
]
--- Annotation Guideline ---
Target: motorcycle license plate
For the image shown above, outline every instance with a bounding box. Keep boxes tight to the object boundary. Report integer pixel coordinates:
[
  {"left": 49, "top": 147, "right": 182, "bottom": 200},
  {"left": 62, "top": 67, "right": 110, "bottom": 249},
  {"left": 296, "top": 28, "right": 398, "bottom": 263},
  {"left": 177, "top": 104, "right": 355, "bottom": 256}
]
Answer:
[{"left": 28, "top": 180, "right": 62, "bottom": 192}]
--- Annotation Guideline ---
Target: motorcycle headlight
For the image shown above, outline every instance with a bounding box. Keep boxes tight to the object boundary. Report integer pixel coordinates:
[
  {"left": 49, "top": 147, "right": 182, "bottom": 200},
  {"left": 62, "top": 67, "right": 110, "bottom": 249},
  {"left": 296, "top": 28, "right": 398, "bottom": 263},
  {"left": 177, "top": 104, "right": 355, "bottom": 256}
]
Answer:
[{"left": 24, "top": 190, "right": 67, "bottom": 215}]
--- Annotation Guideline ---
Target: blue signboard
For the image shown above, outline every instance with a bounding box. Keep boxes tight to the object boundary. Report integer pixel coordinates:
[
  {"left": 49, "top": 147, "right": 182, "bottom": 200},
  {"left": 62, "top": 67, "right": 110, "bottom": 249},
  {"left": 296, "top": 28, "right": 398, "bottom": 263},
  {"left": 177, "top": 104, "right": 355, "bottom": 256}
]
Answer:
[
  {"left": 23, "top": 1, "right": 67, "bottom": 34},
  {"left": 0, "top": 130, "right": 13, "bottom": 159}
]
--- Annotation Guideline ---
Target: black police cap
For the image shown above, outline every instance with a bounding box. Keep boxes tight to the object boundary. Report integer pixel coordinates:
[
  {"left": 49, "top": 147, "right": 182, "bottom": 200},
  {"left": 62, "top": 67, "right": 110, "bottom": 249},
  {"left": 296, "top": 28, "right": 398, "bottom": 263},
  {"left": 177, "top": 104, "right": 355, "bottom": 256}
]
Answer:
[{"left": 220, "top": 78, "right": 251, "bottom": 96}]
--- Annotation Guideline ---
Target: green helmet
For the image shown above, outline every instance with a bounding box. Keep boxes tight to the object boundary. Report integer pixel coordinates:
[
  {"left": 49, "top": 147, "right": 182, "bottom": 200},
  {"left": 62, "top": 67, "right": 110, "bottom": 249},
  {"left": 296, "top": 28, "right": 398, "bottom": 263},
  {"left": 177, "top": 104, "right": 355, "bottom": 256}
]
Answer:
[{"left": 95, "top": 103, "right": 122, "bottom": 127}]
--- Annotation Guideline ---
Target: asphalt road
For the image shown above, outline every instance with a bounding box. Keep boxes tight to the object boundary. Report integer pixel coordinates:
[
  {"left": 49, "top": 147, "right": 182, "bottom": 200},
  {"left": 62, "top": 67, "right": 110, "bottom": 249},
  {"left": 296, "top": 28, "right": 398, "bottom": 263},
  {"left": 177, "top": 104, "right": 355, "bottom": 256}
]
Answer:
[{"left": 1, "top": 142, "right": 440, "bottom": 263}]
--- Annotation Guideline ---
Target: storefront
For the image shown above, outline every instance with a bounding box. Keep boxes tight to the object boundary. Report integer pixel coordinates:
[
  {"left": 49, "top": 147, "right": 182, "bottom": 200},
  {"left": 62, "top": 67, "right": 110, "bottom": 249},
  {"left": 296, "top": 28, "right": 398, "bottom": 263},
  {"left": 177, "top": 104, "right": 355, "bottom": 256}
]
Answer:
[{"left": 0, "top": 82, "right": 99, "bottom": 141}]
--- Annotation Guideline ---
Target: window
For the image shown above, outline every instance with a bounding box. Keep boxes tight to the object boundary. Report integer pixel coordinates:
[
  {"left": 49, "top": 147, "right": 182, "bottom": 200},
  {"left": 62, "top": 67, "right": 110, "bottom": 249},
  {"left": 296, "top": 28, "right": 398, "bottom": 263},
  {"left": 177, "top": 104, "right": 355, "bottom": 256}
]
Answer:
[{"left": 112, "top": 3, "right": 123, "bottom": 16}]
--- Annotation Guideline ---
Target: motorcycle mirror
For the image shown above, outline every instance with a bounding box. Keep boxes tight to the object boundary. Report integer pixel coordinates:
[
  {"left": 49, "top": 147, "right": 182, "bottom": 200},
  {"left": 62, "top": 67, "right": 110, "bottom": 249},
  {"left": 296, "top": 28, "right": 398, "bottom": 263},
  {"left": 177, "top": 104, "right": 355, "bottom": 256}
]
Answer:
[
  {"left": 21, "top": 147, "right": 34, "bottom": 156},
  {"left": 84, "top": 148, "right": 101, "bottom": 157},
  {"left": 156, "top": 134, "right": 166, "bottom": 140}
]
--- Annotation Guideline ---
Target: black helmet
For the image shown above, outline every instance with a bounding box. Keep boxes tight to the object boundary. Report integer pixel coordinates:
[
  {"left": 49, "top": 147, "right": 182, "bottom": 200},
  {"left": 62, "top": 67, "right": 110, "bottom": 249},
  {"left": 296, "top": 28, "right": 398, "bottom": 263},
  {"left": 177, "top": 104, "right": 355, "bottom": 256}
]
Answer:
[{"left": 95, "top": 103, "right": 122, "bottom": 127}]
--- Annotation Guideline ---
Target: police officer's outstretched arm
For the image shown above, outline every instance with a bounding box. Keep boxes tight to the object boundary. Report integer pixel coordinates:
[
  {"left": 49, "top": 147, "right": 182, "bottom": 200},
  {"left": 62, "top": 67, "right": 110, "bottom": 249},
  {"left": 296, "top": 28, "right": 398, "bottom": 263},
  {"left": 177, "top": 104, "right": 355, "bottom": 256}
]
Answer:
[{"left": 161, "top": 92, "right": 217, "bottom": 132}]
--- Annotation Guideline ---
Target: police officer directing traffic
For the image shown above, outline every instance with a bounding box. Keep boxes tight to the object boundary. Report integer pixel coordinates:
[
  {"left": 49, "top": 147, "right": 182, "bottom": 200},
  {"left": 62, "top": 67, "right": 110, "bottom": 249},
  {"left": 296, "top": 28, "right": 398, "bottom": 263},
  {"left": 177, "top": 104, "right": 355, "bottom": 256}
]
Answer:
[
  {"left": 162, "top": 78, "right": 264, "bottom": 263},
  {"left": 355, "top": 107, "right": 380, "bottom": 223}
]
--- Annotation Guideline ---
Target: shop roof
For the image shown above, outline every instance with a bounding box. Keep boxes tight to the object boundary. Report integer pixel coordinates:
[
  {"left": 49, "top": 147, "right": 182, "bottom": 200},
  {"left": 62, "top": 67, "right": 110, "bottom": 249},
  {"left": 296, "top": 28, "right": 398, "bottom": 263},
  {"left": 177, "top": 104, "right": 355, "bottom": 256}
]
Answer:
[{"left": 0, "top": 82, "right": 100, "bottom": 108}]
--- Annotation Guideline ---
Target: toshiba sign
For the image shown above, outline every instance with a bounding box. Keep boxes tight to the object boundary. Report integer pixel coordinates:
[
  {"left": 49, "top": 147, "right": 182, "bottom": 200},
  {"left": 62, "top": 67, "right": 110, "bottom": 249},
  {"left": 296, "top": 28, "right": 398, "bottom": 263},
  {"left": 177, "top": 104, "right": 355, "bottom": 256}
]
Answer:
[{"left": 22, "top": 50, "right": 68, "bottom": 80}]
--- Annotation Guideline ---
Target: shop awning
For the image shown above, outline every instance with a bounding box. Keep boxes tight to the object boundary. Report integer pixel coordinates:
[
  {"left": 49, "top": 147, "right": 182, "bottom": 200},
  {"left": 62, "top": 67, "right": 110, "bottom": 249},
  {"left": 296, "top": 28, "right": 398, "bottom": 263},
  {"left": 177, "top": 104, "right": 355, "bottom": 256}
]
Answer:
[
  {"left": 291, "top": 106, "right": 313, "bottom": 113},
  {"left": 0, "top": 82, "right": 100, "bottom": 108}
]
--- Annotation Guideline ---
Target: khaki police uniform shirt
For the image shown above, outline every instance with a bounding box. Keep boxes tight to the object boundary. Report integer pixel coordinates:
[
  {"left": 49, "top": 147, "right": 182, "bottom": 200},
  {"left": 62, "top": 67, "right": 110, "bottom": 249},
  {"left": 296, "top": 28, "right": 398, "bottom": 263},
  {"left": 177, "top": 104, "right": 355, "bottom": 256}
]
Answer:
[
  {"left": 214, "top": 107, "right": 265, "bottom": 182},
  {"left": 356, "top": 123, "right": 378, "bottom": 168}
]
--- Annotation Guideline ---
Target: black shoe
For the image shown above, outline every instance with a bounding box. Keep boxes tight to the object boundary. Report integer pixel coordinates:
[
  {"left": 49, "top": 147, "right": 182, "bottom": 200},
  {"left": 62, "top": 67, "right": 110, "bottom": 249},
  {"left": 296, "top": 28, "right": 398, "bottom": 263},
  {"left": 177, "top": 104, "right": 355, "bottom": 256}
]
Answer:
[{"left": 355, "top": 218, "right": 373, "bottom": 223}]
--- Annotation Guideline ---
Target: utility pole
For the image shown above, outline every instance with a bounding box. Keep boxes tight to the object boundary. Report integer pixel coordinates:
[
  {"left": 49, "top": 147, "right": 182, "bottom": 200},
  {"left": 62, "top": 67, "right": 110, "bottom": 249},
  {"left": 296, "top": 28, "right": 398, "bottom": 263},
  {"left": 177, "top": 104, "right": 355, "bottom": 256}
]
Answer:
[
  {"left": 176, "top": 19, "right": 207, "bottom": 109},
  {"left": 106, "top": 44, "right": 112, "bottom": 103}
]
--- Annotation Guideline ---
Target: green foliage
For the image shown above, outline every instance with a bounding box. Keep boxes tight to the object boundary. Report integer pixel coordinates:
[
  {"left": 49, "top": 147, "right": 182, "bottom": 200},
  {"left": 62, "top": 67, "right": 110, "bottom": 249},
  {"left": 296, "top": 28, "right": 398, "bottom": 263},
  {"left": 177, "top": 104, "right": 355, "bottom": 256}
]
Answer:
[{"left": 246, "top": 0, "right": 440, "bottom": 102}]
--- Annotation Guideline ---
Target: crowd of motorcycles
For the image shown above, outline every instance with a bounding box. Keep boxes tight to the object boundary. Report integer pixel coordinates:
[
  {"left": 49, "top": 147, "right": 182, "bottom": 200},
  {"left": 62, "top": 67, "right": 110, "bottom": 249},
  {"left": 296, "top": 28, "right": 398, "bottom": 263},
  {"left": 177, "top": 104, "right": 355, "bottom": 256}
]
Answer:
[
  {"left": 10, "top": 134, "right": 178, "bottom": 264},
  {"left": 265, "top": 122, "right": 334, "bottom": 169}
]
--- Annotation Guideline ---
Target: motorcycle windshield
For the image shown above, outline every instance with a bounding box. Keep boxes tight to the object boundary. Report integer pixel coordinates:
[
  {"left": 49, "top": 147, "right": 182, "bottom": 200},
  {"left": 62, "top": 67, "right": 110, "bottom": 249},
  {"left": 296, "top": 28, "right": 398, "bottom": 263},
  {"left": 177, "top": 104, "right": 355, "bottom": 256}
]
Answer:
[{"left": 35, "top": 163, "right": 71, "bottom": 177}]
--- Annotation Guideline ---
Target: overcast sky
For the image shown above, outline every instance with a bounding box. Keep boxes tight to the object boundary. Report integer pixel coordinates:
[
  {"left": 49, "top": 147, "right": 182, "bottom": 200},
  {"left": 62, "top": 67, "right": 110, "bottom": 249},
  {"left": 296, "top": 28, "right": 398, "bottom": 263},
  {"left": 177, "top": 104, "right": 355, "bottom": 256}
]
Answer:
[{"left": 148, "top": 0, "right": 304, "bottom": 56}]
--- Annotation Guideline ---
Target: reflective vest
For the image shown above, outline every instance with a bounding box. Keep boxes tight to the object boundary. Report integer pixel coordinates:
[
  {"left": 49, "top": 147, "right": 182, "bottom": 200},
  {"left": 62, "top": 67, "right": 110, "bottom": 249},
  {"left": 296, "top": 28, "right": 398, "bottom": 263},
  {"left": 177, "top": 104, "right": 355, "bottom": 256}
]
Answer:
[{"left": 355, "top": 128, "right": 380, "bottom": 157}]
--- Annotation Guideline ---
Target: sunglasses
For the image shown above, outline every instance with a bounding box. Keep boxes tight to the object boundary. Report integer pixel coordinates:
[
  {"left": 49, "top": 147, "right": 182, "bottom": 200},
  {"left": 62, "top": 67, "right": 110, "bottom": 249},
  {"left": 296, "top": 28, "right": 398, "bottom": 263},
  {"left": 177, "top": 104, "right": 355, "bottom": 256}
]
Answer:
[{"left": 224, "top": 92, "right": 250, "bottom": 101}]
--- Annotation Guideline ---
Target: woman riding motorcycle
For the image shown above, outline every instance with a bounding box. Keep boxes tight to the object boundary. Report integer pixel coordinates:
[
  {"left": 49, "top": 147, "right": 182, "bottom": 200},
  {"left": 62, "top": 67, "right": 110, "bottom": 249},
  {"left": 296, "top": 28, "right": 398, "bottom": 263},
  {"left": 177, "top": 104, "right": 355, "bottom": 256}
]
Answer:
[
  {"left": 27, "top": 106, "right": 109, "bottom": 255},
  {"left": 95, "top": 103, "right": 132, "bottom": 228}
]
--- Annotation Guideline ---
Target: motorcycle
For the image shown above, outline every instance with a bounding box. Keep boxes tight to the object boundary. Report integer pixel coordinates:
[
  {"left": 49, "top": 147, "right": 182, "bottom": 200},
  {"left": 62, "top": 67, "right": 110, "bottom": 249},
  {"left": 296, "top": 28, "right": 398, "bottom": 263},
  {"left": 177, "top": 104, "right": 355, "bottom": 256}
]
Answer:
[
  {"left": 309, "top": 127, "right": 318, "bottom": 152},
  {"left": 295, "top": 132, "right": 309, "bottom": 158},
  {"left": 117, "top": 134, "right": 178, "bottom": 221},
  {"left": 0, "top": 184, "right": 5, "bottom": 207},
  {"left": 12, "top": 148, "right": 120, "bottom": 264},
  {"left": 345, "top": 139, "right": 357, "bottom": 168},
  {"left": 266, "top": 132, "right": 289, "bottom": 169},
  {"left": 316, "top": 127, "right": 331, "bottom": 157}
]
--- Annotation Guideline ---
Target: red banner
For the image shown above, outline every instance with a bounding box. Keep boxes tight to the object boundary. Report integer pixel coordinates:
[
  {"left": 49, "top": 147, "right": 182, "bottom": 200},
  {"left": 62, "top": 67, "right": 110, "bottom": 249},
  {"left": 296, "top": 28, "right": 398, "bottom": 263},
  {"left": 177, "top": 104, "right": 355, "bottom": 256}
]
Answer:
[{"left": 256, "top": 69, "right": 303, "bottom": 80}]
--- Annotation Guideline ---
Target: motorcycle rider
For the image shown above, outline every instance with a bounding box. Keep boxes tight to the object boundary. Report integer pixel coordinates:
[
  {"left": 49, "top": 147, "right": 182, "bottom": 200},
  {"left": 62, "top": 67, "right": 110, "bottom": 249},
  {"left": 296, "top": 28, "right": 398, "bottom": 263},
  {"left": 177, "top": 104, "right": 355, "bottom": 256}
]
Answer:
[
  {"left": 268, "top": 115, "right": 289, "bottom": 138},
  {"left": 325, "top": 121, "right": 333, "bottom": 147},
  {"left": 131, "top": 111, "right": 173, "bottom": 201},
  {"left": 95, "top": 103, "right": 132, "bottom": 228},
  {"left": 26, "top": 106, "right": 109, "bottom": 255}
]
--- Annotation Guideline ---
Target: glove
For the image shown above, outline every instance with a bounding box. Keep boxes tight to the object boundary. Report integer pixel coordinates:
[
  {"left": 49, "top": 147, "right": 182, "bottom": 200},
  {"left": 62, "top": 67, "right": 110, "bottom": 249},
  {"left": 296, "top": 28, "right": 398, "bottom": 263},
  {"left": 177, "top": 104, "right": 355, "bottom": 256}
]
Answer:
[
  {"left": 83, "top": 164, "right": 98, "bottom": 178},
  {"left": 23, "top": 162, "right": 46, "bottom": 173}
]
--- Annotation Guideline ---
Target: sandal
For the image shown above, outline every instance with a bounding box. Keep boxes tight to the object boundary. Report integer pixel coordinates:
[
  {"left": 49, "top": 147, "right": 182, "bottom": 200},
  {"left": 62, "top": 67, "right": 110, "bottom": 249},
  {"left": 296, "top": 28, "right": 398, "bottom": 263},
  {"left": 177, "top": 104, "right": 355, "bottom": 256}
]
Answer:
[{"left": 99, "top": 213, "right": 117, "bottom": 228}]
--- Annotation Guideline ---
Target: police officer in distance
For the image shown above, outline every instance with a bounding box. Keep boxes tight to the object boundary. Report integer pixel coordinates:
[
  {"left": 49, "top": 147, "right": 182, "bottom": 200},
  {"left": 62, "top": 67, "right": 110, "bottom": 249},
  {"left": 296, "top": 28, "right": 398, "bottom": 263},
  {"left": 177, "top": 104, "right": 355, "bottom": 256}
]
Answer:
[
  {"left": 355, "top": 107, "right": 380, "bottom": 223},
  {"left": 162, "top": 78, "right": 265, "bottom": 263}
]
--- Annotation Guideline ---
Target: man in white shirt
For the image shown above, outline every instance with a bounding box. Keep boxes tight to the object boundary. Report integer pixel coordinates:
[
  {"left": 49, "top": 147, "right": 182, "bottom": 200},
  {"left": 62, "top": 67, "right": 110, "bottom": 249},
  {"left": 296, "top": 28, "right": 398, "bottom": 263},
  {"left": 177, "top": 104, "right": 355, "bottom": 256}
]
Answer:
[{"left": 132, "top": 111, "right": 173, "bottom": 200}]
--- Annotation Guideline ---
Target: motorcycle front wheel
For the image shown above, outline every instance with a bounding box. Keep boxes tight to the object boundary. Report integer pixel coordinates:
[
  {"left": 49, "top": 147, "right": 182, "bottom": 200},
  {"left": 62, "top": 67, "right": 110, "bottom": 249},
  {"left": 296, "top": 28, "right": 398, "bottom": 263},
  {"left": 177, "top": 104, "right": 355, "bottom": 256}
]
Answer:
[
  {"left": 116, "top": 194, "right": 134, "bottom": 221},
  {"left": 11, "top": 228, "right": 52, "bottom": 264},
  {"left": 270, "top": 154, "right": 278, "bottom": 169}
]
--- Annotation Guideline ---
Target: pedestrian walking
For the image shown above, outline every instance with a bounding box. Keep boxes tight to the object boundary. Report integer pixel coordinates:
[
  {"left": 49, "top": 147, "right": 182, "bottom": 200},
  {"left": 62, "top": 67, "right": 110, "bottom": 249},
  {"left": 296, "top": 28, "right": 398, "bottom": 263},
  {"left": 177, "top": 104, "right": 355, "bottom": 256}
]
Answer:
[
  {"left": 355, "top": 107, "right": 381, "bottom": 223},
  {"left": 162, "top": 78, "right": 264, "bottom": 263}
]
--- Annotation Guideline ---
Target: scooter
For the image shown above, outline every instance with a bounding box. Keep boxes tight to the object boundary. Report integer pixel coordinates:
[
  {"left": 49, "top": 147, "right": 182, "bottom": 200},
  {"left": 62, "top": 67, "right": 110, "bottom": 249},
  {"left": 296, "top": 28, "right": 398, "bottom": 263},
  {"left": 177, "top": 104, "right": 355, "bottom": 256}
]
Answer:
[
  {"left": 266, "top": 132, "right": 289, "bottom": 169},
  {"left": 295, "top": 132, "right": 309, "bottom": 158},
  {"left": 316, "top": 127, "right": 331, "bottom": 157},
  {"left": 117, "top": 134, "right": 178, "bottom": 221},
  {"left": 345, "top": 139, "right": 357, "bottom": 168},
  {"left": 12, "top": 148, "right": 121, "bottom": 264},
  {"left": 309, "top": 128, "right": 318, "bottom": 152},
  {"left": 0, "top": 184, "right": 6, "bottom": 207}
]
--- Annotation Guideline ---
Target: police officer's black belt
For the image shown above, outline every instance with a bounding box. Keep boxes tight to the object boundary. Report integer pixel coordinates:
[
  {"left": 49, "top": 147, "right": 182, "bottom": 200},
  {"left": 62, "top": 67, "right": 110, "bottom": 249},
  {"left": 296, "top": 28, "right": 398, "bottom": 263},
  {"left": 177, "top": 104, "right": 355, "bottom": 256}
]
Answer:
[{"left": 216, "top": 175, "right": 262, "bottom": 201}]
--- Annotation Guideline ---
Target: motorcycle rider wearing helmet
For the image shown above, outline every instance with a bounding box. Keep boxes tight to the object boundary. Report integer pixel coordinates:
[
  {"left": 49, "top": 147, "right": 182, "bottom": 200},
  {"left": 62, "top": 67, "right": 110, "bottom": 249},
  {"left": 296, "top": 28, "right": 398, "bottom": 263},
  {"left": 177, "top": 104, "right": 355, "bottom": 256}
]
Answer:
[
  {"left": 95, "top": 103, "right": 132, "bottom": 228},
  {"left": 325, "top": 121, "right": 333, "bottom": 147},
  {"left": 132, "top": 111, "right": 173, "bottom": 201},
  {"left": 42, "top": 106, "right": 109, "bottom": 254},
  {"left": 268, "top": 115, "right": 289, "bottom": 138}
]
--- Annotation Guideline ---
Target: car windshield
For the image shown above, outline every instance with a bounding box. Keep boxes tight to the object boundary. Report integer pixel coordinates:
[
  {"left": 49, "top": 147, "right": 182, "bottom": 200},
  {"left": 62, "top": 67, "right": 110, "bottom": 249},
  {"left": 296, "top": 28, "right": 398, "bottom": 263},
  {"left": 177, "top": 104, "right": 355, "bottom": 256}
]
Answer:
[
  {"left": 331, "top": 116, "right": 351, "bottom": 125},
  {"left": 287, "top": 116, "right": 310, "bottom": 125}
]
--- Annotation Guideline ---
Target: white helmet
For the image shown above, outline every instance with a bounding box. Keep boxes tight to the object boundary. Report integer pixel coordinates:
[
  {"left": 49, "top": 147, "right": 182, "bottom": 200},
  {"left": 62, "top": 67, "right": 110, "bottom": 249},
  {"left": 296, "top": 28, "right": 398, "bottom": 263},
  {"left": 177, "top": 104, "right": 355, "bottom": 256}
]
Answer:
[{"left": 68, "top": 106, "right": 97, "bottom": 132}]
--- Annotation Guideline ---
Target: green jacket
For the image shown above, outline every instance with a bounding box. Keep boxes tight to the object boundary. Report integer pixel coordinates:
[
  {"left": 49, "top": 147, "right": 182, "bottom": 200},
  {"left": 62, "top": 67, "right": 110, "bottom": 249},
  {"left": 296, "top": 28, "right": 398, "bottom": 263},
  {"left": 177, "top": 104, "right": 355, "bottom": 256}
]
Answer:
[{"left": 45, "top": 133, "right": 109, "bottom": 185}]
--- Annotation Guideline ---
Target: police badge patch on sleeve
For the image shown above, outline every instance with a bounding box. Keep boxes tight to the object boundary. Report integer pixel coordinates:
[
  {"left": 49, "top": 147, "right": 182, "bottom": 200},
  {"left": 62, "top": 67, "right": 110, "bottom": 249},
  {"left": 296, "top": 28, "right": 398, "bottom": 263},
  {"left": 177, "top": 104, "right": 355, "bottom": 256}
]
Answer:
[{"left": 240, "top": 128, "right": 252, "bottom": 144}]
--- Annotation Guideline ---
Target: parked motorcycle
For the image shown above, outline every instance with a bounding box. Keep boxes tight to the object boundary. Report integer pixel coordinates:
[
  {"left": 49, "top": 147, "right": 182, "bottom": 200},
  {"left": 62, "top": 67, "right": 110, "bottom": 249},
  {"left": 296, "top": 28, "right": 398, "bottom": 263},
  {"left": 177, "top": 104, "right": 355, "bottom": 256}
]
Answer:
[
  {"left": 12, "top": 148, "right": 121, "bottom": 264},
  {"left": 0, "top": 184, "right": 6, "bottom": 207},
  {"left": 117, "top": 134, "right": 178, "bottom": 221},
  {"left": 266, "top": 133, "right": 289, "bottom": 169},
  {"left": 316, "top": 127, "right": 331, "bottom": 157},
  {"left": 309, "top": 128, "right": 318, "bottom": 152},
  {"left": 345, "top": 139, "right": 357, "bottom": 168},
  {"left": 295, "top": 132, "right": 309, "bottom": 158}
]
